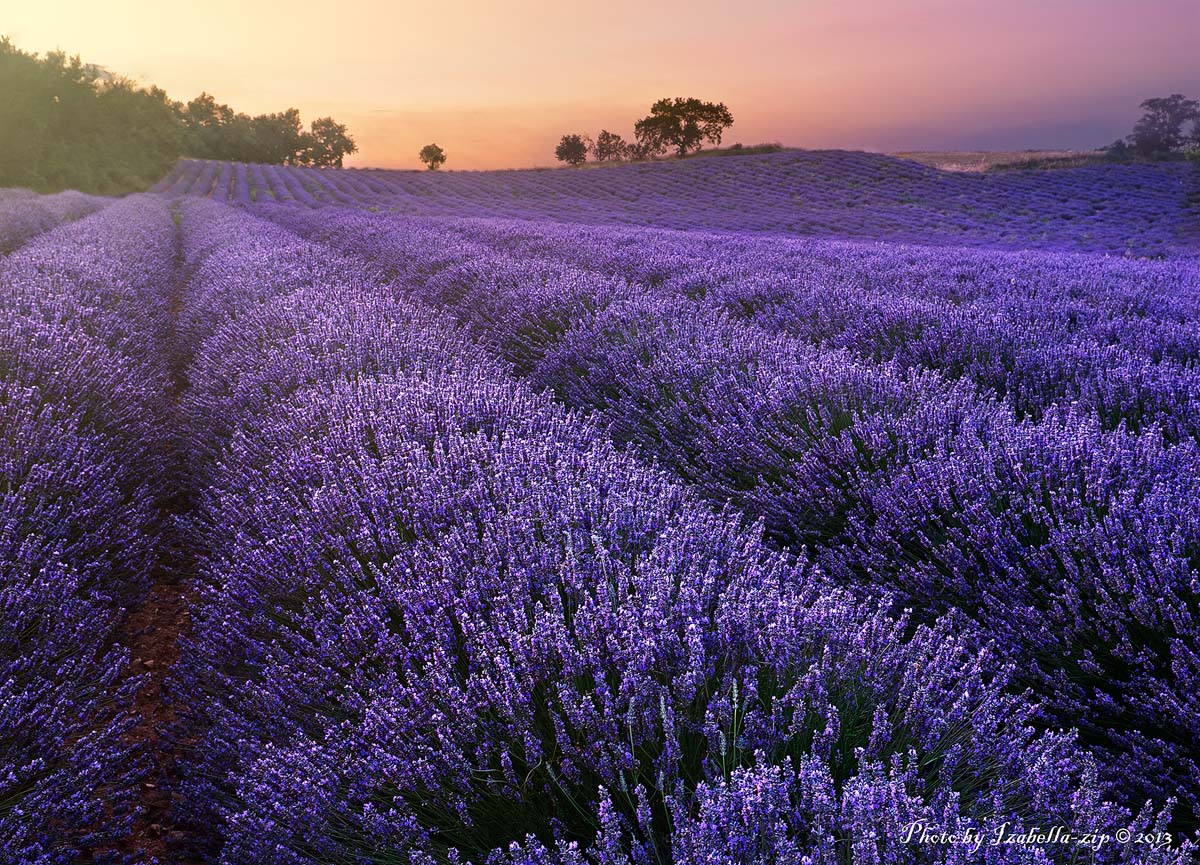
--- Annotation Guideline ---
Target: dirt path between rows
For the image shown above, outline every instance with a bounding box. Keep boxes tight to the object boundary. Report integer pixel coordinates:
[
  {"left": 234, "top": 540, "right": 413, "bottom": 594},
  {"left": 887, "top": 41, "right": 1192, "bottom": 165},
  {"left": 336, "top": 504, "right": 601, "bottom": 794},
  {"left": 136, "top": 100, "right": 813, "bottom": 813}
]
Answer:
[
  {"left": 115, "top": 570, "right": 195, "bottom": 862},
  {"left": 89, "top": 206, "right": 202, "bottom": 865}
]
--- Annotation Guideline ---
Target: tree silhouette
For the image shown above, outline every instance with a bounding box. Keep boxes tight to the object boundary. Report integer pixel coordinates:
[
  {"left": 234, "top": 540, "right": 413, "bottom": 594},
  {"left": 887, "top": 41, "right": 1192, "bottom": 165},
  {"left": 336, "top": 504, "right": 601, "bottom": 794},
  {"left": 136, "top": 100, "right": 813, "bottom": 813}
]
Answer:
[
  {"left": 179, "top": 95, "right": 355, "bottom": 166},
  {"left": 592, "top": 129, "right": 630, "bottom": 162},
  {"left": 634, "top": 98, "right": 733, "bottom": 157},
  {"left": 304, "top": 118, "right": 357, "bottom": 167},
  {"left": 1127, "top": 94, "right": 1199, "bottom": 155},
  {"left": 419, "top": 143, "right": 447, "bottom": 170},
  {"left": 555, "top": 134, "right": 590, "bottom": 166}
]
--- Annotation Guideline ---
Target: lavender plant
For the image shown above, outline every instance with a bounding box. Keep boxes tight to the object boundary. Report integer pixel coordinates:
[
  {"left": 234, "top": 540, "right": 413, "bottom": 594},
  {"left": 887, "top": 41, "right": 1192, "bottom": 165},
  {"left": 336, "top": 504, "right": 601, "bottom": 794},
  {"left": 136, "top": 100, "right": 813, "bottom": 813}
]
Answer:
[
  {"left": 250, "top": 199, "right": 1200, "bottom": 833},
  {"left": 0, "top": 196, "right": 178, "bottom": 862},
  {"left": 5, "top": 144, "right": 1198, "bottom": 861},
  {"left": 167, "top": 203, "right": 1167, "bottom": 864},
  {"left": 0, "top": 188, "right": 107, "bottom": 254}
]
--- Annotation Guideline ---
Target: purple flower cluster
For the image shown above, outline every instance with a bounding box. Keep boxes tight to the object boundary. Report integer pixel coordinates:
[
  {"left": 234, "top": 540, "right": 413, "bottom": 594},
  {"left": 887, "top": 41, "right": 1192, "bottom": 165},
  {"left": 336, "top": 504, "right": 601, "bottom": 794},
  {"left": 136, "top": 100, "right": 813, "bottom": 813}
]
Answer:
[
  {"left": 436, "top": 218, "right": 1200, "bottom": 435},
  {"left": 6, "top": 147, "right": 1198, "bottom": 860},
  {"left": 0, "top": 188, "right": 108, "bottom": 255},
  {"left": 255, "top": 202, "right": 1200, "bottom": 832},
  {"left": 168, "top": 202, "right": 1164, "bottom": 864},
  {"left": 158, "top": 150, "right": 1199, "bottom": 256},
  {"left": 0, "top": 195, "right": 177, "bottom": 862}
]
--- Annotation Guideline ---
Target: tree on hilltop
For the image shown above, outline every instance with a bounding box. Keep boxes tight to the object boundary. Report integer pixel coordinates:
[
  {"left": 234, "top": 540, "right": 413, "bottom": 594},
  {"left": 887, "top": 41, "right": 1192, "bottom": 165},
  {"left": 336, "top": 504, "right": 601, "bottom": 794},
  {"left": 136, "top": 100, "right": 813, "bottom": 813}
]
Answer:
[
  {"left": 592, "top": 129, "right": 630, "bottom": 162},
  {"left": 419, "top": 143, "right": 446, "bottom": 170},
  {"left": 179, "top": 94, "right": 356, "bottom": 167},
  {"left": 252, "top": 108, "right": 308, "bottom": 164},
  {"left": 634, "top": 98, "right": 733, "bottom": 157},
  {"left": 1126, "top": 94, "right": 1199, "bottom": 155},
  {"left": 304, "top": 118, "right": 356, "bottom": 167},
  {"left": 555, "top": 134, "right": 590, "bottom": 166}
]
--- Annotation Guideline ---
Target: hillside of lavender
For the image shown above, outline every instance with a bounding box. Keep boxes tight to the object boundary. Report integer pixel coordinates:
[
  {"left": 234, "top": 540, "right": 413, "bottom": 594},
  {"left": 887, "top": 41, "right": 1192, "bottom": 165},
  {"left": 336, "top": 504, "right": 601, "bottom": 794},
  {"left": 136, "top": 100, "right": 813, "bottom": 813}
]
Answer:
[
  {"left": 3, "top": 151, "right": 1199, "bottom": 864},
  {"left": 153, "top": 151, "right": 1200, "bottom": 256}
]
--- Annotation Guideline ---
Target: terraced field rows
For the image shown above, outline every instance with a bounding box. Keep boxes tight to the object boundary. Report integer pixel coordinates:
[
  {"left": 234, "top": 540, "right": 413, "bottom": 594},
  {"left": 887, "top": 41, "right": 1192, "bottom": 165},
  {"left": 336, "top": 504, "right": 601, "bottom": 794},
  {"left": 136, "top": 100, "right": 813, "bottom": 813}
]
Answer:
[
  {"left": 153, "top": 151, "right": 1200, "bottom": 256},
  {"left": 1, "top": 152, "right": 1199, "bottom": 863}
]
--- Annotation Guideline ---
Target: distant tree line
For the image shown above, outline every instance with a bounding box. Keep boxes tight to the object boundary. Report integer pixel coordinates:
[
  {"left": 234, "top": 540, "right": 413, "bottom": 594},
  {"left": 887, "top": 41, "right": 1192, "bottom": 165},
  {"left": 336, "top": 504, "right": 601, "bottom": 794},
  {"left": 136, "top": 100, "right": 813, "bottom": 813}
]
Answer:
[
  {"left": 1110, "top": 94, "right": 1199, "bottom": 158},
  {"left": 0, "top": 38, "right": 356, "bottom": 195},
  {"left": 181, "top": 93, "right": 355, "bottom": 167},
  {"left": 0, "top": 39, "right": 180, "bottom": 194},
  {"left": 556, "top": 97, "right": 734, "bottom": 166}
]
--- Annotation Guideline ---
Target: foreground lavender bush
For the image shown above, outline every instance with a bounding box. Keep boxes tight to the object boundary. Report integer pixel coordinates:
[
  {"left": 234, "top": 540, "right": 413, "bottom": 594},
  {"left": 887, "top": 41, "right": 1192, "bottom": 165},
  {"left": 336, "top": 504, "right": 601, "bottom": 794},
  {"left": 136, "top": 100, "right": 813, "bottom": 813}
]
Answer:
[
  {"left": 258, "top": 201, "right": 1200, "bottom": 823},
  {"left": 0, "top": 196, "right": 176, "bottom": 861},
  {"left": 538, "top": 298, "right": 1200, "bottom": 815},
  {"left": 161, "top": 203, "right": 1171, "bottom": 865},
  {"left": 830, "top": 409, "right": 1200, "bottom": 810},
  {"left": 191, "top": 373, "right": 1133, "bottom": 864}
]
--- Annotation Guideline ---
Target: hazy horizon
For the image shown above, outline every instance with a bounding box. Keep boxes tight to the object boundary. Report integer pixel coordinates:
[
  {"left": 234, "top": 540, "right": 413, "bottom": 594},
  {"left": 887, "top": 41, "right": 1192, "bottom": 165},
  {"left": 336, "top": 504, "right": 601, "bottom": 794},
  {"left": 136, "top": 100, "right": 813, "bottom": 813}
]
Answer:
[{"left": 8, "top": 0, "right": 1198, "bottom": 170}]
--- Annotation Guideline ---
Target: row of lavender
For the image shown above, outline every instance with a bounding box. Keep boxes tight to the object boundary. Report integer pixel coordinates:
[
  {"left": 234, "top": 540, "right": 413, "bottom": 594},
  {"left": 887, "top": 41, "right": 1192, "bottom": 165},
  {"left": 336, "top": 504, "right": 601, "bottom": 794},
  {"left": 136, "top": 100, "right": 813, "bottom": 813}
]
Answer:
[
  {"left": 164, "top": 199, "right": 1174, "bottom": 864},
  {"left": 0, "top": 196, "right": 177, "bottom": 862},
  {"left": 429, "top": 217, "right": 1200, "bottom": 438},
  {"left": 257, "top": 203, "right": 1200, "bottom": 830},
  {"left": 154, "top": 152, "right": 1200, "bottom": 257},
  {"left": 0, "top": 188, "right": 110, "bottom": 255}
]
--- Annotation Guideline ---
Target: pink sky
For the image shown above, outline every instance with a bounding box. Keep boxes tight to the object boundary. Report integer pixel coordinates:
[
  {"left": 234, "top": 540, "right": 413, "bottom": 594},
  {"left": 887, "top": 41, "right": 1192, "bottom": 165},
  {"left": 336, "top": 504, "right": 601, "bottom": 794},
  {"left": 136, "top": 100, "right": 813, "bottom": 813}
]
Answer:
[{"left": 7, "top": 0, "right": 1198, "bottom": 169}]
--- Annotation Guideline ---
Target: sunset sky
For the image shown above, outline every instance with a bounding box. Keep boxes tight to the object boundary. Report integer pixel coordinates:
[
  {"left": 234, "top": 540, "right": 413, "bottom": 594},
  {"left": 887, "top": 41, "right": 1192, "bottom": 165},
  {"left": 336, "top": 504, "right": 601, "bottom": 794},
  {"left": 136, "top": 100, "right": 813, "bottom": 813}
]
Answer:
[{"left": 7, "top": 1, "right": 1198, "bottom": 170}]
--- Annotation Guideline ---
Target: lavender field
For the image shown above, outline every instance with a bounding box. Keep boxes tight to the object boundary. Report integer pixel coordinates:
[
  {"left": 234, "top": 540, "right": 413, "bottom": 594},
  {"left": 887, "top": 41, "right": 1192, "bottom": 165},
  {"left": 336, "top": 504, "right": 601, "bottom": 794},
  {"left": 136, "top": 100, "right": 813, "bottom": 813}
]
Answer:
[
  {"left": 154, "top": 152, "right": 1200, "bottom": 256},
  {"left": 3, "top": 152, "right": 1200, "bottom": 864}
]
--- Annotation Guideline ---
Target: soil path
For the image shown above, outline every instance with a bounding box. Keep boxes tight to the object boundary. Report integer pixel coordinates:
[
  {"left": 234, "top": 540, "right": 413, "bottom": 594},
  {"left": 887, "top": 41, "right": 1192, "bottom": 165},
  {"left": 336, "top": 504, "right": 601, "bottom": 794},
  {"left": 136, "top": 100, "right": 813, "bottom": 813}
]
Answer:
[
  {"left": 113, "top": 563, "right": 196, "bottom": 863},
  {"left": 89, "top": 205, "right": 202, "bottom": 864}
]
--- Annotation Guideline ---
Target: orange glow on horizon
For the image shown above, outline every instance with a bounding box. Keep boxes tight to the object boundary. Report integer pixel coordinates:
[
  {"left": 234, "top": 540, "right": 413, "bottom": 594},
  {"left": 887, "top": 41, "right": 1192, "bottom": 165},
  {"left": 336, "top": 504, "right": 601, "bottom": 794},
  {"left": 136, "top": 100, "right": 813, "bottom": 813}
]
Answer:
[{"left": 7, "top": 0, "right": 1198, "bottom": 170}]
